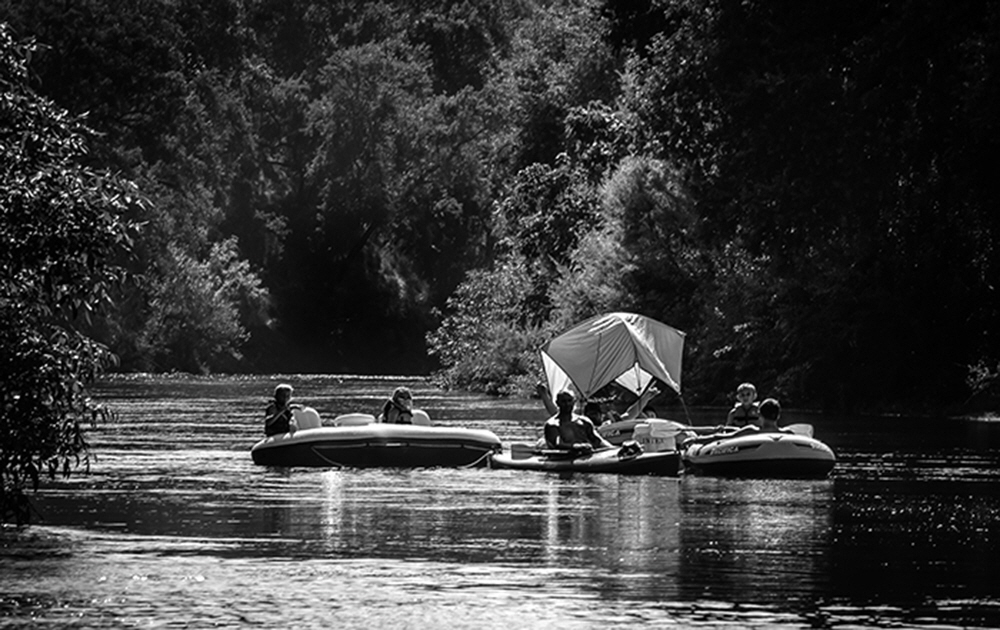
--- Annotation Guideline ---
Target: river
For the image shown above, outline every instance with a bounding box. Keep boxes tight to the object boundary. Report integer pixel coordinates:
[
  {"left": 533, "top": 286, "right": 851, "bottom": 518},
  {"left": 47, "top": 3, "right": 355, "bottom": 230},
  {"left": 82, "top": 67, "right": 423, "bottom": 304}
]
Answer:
[{"left": 2, "top": 374, "right": 999, "bottom": 629}]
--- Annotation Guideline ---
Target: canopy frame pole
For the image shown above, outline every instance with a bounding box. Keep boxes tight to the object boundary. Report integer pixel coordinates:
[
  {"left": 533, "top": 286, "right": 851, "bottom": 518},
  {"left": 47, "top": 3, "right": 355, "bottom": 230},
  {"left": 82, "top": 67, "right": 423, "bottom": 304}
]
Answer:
[
  {"left": 678, "top": 394, "right": 693, "bottom": 425},
  {"left": 583, "top": 332, "right": 605, "bottom": 400},
  {"left": 624, "top": 377, "right": 655, "bottom": 419}
]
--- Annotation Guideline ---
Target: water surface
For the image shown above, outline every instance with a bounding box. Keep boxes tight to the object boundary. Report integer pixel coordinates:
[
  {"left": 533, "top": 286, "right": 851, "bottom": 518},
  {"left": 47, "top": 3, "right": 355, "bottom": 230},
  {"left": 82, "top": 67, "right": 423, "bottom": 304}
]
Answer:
[{"left": 2, "top": 374, "right": 999, "bottom": 628}]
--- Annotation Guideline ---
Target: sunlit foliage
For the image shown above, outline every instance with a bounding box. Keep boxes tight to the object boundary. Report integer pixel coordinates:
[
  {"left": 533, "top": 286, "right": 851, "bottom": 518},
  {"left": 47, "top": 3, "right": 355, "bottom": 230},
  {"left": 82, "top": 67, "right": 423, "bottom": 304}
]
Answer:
[{"left": 1, "top": 25, "right": 141, "bottom": 523}]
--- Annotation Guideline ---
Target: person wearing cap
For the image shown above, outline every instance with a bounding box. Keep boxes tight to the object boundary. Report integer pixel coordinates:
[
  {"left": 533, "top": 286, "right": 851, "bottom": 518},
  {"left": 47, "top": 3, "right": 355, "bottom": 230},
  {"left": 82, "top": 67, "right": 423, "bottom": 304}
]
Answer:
[
  {"left": 543, "top": 389, "right": 612, "bottom": 453},
  {"left": 379, "top": 387, "right": 415, "bottom": 424},
  {"left": 264, "top": 383, "right": 300, "bottom": 436}
]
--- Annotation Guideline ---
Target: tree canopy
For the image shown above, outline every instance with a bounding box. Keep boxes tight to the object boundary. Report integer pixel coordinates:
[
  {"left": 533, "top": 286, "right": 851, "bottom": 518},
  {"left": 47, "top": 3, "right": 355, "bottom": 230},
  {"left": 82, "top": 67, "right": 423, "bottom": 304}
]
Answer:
[{"left": 2, "top": 0, "right": 999, "bottom": 415}]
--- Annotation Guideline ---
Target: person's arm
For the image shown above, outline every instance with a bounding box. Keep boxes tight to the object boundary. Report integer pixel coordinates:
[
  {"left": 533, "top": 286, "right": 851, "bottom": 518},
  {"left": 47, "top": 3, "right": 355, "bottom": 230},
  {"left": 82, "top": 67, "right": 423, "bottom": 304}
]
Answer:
[
  {"left": 622, "top": 385, "right": 658, "bottom": 420},
  {"left": 543, "top": 420, "right": 561, "bottom": 449},
  {"left": 536, "top": 383, "right": 558, "bottom": 416},
  {"left": 378, "top": 400, "right": 392, "bottom": 423},
  {"left": 582, "top": 418, "right": 613, "bottom": 449},
  {"left": 726, "top": 406, "right": 737, "bottom": 426},
  {"left": 264, "top": 412, "right": 279, "bottom": 431},
  {"left": 681, "top": 425, "right": 740, "bottom": 447},
  {"left": 264, "top": 403, "right": 290, "bottom": 433}
]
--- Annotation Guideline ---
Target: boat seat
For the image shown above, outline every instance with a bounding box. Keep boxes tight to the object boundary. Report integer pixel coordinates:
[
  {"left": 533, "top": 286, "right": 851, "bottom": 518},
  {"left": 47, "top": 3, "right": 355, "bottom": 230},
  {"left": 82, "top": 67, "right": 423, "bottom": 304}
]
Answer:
[
  {"left": 411, "top": 409, "right": 432, "bottom": 426},
  {"left": 329, "top": 411, "right": 430, "bottom": 426},
  {"left": 292, "top": 407, "right": 323, "bottom": 430},
  {"left": 332, "top": 413, "right": 377, "bottom": 426}
]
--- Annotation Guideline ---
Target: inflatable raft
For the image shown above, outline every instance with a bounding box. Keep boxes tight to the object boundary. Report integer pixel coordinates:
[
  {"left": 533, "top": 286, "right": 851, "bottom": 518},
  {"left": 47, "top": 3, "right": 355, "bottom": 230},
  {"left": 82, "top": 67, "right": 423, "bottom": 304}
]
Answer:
[
  {"left": 250, "top": 409, "right": 501, "bottom": 468},
  {"left": 681, "top": 430, "right": 836, "bottom": 479},
  {"left": 490, "top": 444, "right": 680, "bottom": 476}
]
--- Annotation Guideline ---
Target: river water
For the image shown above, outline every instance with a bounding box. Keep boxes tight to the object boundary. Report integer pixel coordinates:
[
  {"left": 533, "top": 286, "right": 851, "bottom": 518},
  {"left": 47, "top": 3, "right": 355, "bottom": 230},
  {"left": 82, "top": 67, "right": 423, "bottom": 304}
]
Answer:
[{"left": 2, "top": 374, "right": 999, "bottom": 629}]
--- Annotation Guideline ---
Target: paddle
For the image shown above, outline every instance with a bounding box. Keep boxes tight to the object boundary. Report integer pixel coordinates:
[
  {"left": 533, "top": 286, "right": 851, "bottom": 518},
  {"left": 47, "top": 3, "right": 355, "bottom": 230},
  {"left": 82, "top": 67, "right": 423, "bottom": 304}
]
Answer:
[
  {"left": 655, "top": 417, "right": 813, "bottom": 438},
  {"left": 508, "top": 442, "right": 632, "bottom": 460},
  {"left": 674, "top": 420, "right": 813, "bottom": 438},
  {"left": 509, "top": 443, "right": 569, "bottom": 460},
  {"left": 510, "top": 443, "right": 537, "bottom": 460}
]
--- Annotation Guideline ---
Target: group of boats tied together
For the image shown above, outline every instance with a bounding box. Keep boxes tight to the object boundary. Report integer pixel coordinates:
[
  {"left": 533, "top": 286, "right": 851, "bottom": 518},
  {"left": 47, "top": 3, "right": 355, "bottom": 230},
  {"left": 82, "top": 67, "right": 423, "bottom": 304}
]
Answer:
[{"left": 250, "top": 313, "right": 837, "bottom": 479}]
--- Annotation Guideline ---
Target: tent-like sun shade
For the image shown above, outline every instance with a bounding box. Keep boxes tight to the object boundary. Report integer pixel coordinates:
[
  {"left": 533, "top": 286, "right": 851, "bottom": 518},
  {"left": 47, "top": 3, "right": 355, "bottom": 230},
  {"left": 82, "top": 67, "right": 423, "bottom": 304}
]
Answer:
[{"left": 541, "top": 312, "right": 685, "bottom": 402}]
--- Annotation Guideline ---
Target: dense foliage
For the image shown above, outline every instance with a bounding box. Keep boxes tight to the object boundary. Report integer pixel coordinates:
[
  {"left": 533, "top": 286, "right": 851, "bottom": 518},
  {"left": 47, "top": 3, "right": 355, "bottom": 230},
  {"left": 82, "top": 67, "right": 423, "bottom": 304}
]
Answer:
[
  {"left": 1, "top": 25, "right": 141, "bottom": 522},
  {"left": 3, "top": 0, "right": 999, "bottom": 416}
]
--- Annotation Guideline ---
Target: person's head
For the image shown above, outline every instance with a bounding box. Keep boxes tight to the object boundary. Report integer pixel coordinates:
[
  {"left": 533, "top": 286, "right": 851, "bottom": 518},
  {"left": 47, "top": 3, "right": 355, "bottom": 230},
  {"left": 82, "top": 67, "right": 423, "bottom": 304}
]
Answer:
[
  {"left": 392, "top": 387, "right": 413, "bottom": 410},
  {"left": 736, "top": 382, "right": 757, "bottom": 405},
  {"left": 759, "top": 398, "right": 780, "bottom": 422},
  {"left": 555, "top": 390, "right": 576, "bottom": 413},
  {"left": 274, "top": 383, "right": 293, "bottom": 404},
  {"left": 583, "top": 400, "right": 602, "bottom": 425}
]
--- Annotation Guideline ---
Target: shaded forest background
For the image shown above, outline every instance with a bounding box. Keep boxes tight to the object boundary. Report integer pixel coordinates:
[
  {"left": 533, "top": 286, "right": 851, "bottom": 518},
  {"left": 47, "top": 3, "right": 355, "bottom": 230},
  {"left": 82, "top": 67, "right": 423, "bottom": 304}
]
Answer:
[{"left": 3, "top": 0, "right": 999, "bottom": 413}]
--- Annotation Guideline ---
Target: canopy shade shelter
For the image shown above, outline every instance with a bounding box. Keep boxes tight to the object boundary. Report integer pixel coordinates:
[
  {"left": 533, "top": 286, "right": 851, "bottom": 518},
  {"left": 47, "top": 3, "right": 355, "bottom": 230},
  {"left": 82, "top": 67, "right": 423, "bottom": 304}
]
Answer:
[{"left": 541, "top": 312, "right": 685, "bottom": 402}]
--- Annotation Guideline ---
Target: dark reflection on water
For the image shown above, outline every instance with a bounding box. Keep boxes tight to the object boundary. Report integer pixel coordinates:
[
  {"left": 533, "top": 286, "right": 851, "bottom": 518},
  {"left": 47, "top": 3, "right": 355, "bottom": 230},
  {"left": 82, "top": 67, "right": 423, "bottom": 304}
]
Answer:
[{"left": 2, "top": 374, "right": 1000, "bottom": 628}]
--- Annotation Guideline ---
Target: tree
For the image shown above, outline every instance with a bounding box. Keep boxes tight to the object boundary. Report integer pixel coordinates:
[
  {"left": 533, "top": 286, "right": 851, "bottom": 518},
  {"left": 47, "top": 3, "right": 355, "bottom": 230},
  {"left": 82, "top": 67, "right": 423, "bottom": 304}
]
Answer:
[
  {"left": 131, "top": 239, "right": 269, "bottom": 373},
  {"left": 490, "top": 0, "right": 620, "bottom": 171},
  {"left": 1, "top": 25, "right": 142, "bottom": 523},
  {"left": 428, "top": 158, "right": 603, "bottom": 393},
  {"left": 615, "top": 0, "right": 1000, "bottom": 409},
  {"left": 549, "top": 156, "right": 701, "bottom": 331},
  {"left": 2, "top": 1, "right": 274, "bottom": 373},
  {"left": 427, "top": 258, "right": 552, "bottom": 395}
]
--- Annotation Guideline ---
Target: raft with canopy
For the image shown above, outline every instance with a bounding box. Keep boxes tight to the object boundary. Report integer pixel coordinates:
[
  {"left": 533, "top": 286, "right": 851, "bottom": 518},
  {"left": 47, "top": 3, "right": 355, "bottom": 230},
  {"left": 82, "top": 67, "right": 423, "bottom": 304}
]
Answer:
[
  {"left": 541, "top": 312, "right": 686, "bottom": 446},
  {"left": 492, "top": 313, "right": 686, "bottom": 474},
  {"left": 540, "top": 312, "right": 685, "bottom": 404}
]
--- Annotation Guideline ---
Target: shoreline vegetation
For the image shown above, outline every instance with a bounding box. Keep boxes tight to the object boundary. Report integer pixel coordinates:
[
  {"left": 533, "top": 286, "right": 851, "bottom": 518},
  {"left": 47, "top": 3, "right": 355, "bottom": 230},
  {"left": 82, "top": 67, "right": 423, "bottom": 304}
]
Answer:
[{"left": 93, "top": 372, "right": 997, "bottom": 420}]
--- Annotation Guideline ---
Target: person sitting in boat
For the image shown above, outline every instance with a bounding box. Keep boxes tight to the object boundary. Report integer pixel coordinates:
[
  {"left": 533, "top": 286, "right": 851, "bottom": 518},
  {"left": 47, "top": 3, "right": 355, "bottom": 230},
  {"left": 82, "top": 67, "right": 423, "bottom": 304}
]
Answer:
[
  {"left": 264, "top": 383, "right": 300, "bottom": 436},
  {"left": 726, "top": 382, "right": 760, "bottom": 427},
  {"left": 758, "top": 397, "right": 787, "bottom": 432},
  {"left": 680, "top": 397, "right": 788, "bottom": 448},
  {"left": 379, "top": 387, "right": 415, "bottom": 424},
  {"left": 544, "top": 390, "right": 613, "bottom": 453},
  {"left": 583, "top": 400, "right": 605, "bottom": 427}
]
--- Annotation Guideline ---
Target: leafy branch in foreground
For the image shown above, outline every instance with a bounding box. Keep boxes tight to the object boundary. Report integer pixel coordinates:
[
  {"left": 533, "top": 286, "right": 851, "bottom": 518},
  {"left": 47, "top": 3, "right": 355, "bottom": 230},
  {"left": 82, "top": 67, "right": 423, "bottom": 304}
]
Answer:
[{"left": 1, "top": 24, "right": 142, "bottom": 524}]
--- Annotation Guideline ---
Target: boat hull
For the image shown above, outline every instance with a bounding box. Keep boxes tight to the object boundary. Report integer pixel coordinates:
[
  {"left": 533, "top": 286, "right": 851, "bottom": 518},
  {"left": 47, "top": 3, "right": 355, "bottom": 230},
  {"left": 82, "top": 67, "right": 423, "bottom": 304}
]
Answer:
[
  {"left": 682, "top": 432, "right": 835, "bottom": 479},
  {"left": 490, "top": 447, "right": 680, "bottom": 476},
  {"left": 251, "top": 425, "right": 502, "bottom": 468}
]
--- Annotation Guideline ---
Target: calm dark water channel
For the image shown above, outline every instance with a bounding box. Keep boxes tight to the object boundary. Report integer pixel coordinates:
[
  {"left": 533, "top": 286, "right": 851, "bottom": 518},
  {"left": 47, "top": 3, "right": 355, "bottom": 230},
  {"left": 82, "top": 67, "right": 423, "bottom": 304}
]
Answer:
[{"left": 2, "top": 374, "right": 999, "bottom": 629}]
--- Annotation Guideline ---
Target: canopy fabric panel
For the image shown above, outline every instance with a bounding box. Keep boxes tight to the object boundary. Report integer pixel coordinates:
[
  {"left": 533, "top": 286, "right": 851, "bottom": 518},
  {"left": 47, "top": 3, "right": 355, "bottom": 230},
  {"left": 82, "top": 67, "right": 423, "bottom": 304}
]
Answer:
[{"left": 541, "top": 312, "right": 685, "bottom": 402}]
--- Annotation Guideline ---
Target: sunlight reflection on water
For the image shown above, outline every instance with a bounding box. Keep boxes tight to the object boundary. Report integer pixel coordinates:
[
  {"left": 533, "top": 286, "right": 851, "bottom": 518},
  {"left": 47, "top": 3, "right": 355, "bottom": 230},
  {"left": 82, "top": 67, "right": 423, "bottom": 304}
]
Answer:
[{"left": 2, "top": 374, "right": 999, "bottom": 628}]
